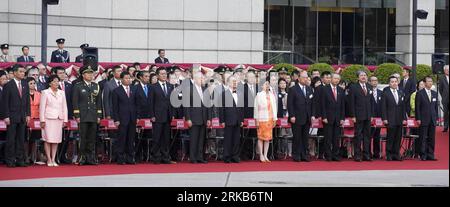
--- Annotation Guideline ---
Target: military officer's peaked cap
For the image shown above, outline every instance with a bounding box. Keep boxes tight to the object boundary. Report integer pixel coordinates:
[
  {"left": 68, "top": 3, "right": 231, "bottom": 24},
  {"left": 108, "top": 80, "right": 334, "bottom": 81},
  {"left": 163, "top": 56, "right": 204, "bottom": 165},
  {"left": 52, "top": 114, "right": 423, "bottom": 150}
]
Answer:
[
  {"left": 0, "top": 44, "right": 9, "bottom": 49},
  {"left": 56, "top": 38, "right": 66, "bottom": 44}
]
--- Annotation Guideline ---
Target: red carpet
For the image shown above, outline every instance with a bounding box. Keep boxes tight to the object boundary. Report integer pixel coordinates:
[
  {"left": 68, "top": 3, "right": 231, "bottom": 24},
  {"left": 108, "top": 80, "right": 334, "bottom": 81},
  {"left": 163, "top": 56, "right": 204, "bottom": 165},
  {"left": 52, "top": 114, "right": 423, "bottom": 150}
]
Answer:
[{"left": 0, "top": 127, "right": 448, "bottom": 181}]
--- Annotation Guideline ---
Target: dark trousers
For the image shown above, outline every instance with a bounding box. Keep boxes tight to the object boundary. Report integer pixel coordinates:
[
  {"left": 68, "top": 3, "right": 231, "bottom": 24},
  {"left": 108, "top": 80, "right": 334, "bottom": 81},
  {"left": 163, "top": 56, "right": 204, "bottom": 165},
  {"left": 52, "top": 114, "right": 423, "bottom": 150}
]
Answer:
[
  {"left": 292, "top": 123, "right": 310, "bottom": 160},
  {"left": 354, "top": 120, "right": 371, "bottom": 159},
  {"left": 412, "top": 128, "right": 422, "bottom": 156},
  {"left": 224, "top": 125, "right": 241, "bottom": 161},
  {"left": 420, "top": 124, "right": 436, "bottom": 159},
  {"left": 117, "top": 121, "right": 136, "bottom": 162},
  {"left": 79, "top": 122, "right": 97, "bottom": 162},
  {"left": 324, "top": 121, "right": 341, "bottom": 160},
  {"left": 189, "top": 124, "right": 206, "bottom": 161},
  {"left": 443, "top": 101, "right": 449, "bottom": 129},
  {"left": 152, "top": 122, "right": 171, "bottom": 162},
  {"left": 386, "top": 125, "right": 402, "bottom": 159},
  {"left": 5, "top": 122, "right": 26, "bottom": 164},
  {"left": 371, "top": 127, "right": 381, "bottom": 158}
]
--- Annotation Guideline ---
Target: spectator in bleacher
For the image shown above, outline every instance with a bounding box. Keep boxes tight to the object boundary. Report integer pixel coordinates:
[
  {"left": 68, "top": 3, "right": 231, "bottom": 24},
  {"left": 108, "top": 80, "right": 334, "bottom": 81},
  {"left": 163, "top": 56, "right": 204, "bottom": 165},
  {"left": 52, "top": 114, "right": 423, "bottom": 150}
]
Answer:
[
  {"left": 154, "top": 49, "right": 170, "bottom": 64},
  {"left": 17, "top": 46, "right": 34, "bottom": 63},
  {"left": 75, "top": 43, "right": 89, "bottom": 63},
  {"left": 0, "top": 44, "right": 13, "bottom": 62},
  {"left": 50, "top": 38, "right": 70, "bottom": 63}
]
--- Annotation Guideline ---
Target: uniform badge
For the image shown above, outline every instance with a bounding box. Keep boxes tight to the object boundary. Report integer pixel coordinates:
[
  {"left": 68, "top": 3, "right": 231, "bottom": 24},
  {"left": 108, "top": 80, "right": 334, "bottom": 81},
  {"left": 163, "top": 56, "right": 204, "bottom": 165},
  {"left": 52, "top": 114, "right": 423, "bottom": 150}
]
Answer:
[
  {"left": 309, "top": 94, "right": 313, "bottom": 99},
  {"left": 433, "top": 98, "right": 437, "bottom": 102},
  {"left": 81, "top": 89, "right": 86, "bottom": 93}
]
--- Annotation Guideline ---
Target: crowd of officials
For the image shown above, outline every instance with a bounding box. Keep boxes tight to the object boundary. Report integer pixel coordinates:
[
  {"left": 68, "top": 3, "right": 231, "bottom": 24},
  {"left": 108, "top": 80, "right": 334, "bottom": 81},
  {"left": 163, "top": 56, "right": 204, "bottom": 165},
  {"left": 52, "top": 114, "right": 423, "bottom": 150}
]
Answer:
[{"left": 0, "top": 39, "right": 448, "bottom": 168}]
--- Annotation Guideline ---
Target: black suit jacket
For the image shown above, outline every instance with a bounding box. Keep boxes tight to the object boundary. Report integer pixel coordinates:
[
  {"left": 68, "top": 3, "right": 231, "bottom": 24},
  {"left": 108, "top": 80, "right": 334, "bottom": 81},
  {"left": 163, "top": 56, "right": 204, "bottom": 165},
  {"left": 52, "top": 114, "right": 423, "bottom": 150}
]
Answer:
[
  {"left": 154, "top": 57, "right": 169, "bottom": 64},
  {"left": 1, "top": 79, "right": 31, "bottom": 123},
  {"left": 149, "top": 82, "right": 173, "bottom": 123},
  {"left": 75, "top": 55, "right": 83, "bottom": 63},
  {"left": 243, "top": 83, "right": 258, "bottom": 118},
  {"left": 370, "top": 89, "right": 383, "bottom": 117},
  {"left": 16, "top": 56, "right": 34, "bottom": 63},
  {"left": 381, "top": 88, "right": 407, "bottom": 126},
  {"left": 439, "top": 75, "right": 449, "bottom": 104},
  {"left": 287, "top": 83, "right": 313, "bottom": 125},
  {"left": 277, "top": 91, "right": 288, "bottom": 118},
  {"left": 59, "top": 81, "right": 73, "bottom": 118},
  {"left": 312, "top": 84, "right": 325, "bottom": 117},
  {"left": 219, "top": 89, "right": 244, "bottom": 126},
  {"left": 0, "top": 87, "right": 3, "bottom": 119},
  {"left": 399, "top": 78, "right": 416, "bottom": 106},
  {"left": 348, "top": 82, "right": 373, "bottom": 121},
  {"left": 320, "top": 85, "right": 345, "bottom": 124},
  {"left": 415, "top": 89, "right": 439, "bottom": 126},
  {"left": 112, "top": 86, "right": 137, "bottom": 125},
  {"left": 134, "top": 84, "right": 152, "bottom": 119},
  {"left": 184, "top": 84, "right": 211, "bottom": 125}
]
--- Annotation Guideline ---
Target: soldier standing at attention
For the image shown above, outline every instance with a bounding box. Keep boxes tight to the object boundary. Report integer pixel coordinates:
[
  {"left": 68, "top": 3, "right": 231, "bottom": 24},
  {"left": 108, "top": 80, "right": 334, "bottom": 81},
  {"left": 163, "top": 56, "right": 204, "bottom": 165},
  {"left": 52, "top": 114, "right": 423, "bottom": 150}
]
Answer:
[
  {"left": 72, "top": 66, "right": 102, "bottom": 165},
  {"left": 51, "top": 38, "right": 70, "bottom": 63}
]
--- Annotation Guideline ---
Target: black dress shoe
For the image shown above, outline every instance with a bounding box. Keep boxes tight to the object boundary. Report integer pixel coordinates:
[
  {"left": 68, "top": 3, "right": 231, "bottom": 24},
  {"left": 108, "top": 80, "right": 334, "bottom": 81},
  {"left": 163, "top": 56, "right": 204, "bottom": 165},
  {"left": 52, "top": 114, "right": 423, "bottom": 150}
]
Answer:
[
  {"left": 386, "top": 157, "right": 393, "bottom": 161},
  {"left": 421, "top": 157, "right": 427, "bottom": 161},
  {"left": 16, "top": 162, "right": 28, "bottom": 167},
  {"left": 362, "top": 157, "right": 372, "bottom": 162},
  {"left": 332, "top": 158, "right": 341, "bottom": 162},
  {"left": 325, "top": 157, "right": 332, "bottom": 162},
  {"left": 301, "top": 158, "right": 311, "bottom": 162},
  {"left": 6, "top": 163, "right": 15, "bottom": 168},
  {"left": 117, "top": 161, "right": 126, "bottom": 165},
  {"left": 162, "top": 160, "right": 176, "bottom": 164},
  {"left": 231, "top": 158, "right": 240, "bottom": 163},
  {"left": 224, "top": 159, "right": 231, "bottom": 163},
  {"left": 126, "top": 161, "right": 136, "bottom": 165},
  {"left": 197, "top": 160, "right": 208, "bottom": 164},
  {"left": 190, "top": 160, "right": 198, "bottom": 164},
  {"left": 427, "top": 158, "right": 438, "bottom": 161},
  {"left": 293, "top": 158, "right": 301, "bottom": 162},
  {"left": 354, "top": 158, "right": 362, "bottom": 162}
]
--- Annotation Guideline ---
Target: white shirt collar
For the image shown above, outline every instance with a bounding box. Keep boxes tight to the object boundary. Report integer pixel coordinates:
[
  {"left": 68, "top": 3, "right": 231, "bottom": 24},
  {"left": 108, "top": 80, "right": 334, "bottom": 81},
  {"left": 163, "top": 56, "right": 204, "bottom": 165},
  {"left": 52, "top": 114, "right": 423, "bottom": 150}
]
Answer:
[
  {"left": 14, "top": 78, "right": 21, "bottom": 85},
  {"left": 84, "top": 81, "right": 91, "bottom": 86}
]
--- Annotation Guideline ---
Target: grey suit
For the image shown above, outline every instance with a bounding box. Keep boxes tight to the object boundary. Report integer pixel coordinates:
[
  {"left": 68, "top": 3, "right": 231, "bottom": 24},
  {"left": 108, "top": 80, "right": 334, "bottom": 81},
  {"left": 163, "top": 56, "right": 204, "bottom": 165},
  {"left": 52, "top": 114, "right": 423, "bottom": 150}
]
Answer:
[{"left": 102, "top": 79, "right": 120, "bottom": 118}]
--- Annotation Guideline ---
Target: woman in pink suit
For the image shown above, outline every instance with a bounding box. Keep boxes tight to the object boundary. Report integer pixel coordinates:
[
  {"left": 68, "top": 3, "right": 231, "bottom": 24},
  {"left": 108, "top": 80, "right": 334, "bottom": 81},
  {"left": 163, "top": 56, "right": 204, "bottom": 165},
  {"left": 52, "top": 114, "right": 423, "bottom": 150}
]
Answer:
[{"left": 39, "top": 75, "right": 68, "bottom": 167}]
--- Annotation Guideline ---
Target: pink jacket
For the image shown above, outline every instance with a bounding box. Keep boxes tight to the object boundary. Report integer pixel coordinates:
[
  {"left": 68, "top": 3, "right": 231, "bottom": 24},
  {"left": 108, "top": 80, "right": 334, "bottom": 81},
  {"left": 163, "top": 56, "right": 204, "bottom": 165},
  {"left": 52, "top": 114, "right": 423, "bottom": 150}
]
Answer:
[{"left": 39, "top": 89, "right": 68, "bottom": 122}]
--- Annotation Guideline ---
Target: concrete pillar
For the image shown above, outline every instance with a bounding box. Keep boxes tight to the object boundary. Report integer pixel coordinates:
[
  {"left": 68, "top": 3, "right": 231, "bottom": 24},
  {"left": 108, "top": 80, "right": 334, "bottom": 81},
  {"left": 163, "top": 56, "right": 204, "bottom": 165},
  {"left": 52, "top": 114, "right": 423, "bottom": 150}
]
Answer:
[{"left": 396, "top": 0, "right": 435, "bottom": 65}]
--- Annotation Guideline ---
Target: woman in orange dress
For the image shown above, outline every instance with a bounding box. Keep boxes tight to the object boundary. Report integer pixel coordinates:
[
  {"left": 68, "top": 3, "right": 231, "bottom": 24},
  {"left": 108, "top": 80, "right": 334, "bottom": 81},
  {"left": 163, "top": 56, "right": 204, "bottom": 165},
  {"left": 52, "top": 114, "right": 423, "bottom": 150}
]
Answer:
[{"left": 254, "top": 81, "right": 277, "bottom": 163}]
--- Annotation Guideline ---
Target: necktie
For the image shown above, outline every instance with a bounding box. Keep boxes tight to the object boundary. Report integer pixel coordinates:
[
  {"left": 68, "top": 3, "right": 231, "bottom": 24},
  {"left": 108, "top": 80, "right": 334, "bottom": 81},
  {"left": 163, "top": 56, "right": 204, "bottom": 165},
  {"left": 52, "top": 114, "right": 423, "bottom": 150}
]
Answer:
[
  {"left": 118, "top": 81, "right": 121, "bottom": 86},
  {"left": 301, "top": 86, "right": 306, "bottom": 96},
  {"left": 25, "top": 56, "right": 28, "bottom": 62},
  {"left": 60, "top": 82, "right": 65, "bottom": 91},
  {"left": 126, "top": 87, "right": 130, "bottom": 98},
  {"left": 143, "top": 85, "right": 148, "bottom": 97},
  {"left": 393, "top": 89, "right": 398, "bottom": 104},
  {"left": 373, "top": 90, "right": 377, "bottom": 103},
  {"left": 427, "top": 90, "right": 432, "bottom": 102},
  {"left": 332, "top": 87, "right": 337, "bottom": 101},
  {"left": 362, "top": 84, "right": 367, "bottom": 95},
  {"left": 162, "top": 83, "right": 167, "bottom": 96},
  {"left": 18, "top": 81, "right": 22, "bottom": 98}
]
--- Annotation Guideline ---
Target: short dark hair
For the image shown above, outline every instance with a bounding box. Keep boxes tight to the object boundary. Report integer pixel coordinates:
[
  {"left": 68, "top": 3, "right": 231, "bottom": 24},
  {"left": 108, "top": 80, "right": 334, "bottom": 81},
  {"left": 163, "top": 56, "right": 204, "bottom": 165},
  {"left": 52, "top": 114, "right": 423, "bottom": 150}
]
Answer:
[
  {"left": 22, "top": 46, "right": 29, "bottom": 51},
  {"left": 52, "top": 66, "right": 65, "bottom": 74},
  {"left": 158, "top": 49, "right": 165, "bottom": 54},
  {"left": 132, "top": 62, "right": 140, "bottom": 67},
  {"left": 120, "top": 71, "right": 131, "bottom": 79},
  {"left": 321, "top": 71, "right": 332, "bottom": 77},
  {"left": 424, "top": 76, "right": 433, "bottom": 82},
  {"left": 48, "top": 74, "right": 60, "bottom": 83},
  {"left": 156, "top": 67, "right": 167, "bottom": 75},
  {"left": 26, "top": 77, "right": 36, "bottom": 84},
  {"left": 12, "top": 64, "right": 25, "bottom": 72},
  {"left": 278, "top": 78, "right": 287, "bottom": 85},
  {"left": 111, "top": 65, "right": 122, "bottom": 73},
  {"left": 0, "top": 70, "right": 7, "bottom": 77}
]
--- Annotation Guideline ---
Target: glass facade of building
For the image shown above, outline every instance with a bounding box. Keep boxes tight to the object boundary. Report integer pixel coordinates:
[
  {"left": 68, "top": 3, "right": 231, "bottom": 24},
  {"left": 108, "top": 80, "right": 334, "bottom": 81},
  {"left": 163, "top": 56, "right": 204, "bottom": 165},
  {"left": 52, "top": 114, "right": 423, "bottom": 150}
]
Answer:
[{"left": 264, "top": 0, "right": 449, "bottom": 65}]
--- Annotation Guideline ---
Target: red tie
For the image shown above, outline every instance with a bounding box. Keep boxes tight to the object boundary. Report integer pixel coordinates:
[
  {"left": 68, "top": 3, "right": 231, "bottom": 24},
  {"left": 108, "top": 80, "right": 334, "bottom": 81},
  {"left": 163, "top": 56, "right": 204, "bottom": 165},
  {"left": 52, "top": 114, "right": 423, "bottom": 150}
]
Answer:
[
  {"left": 60, "top": 82, "right": 65, "bottom": 91},
  {"left": 18, "top": 81, "right": 22, "bottom": 98},
  {"left": 332, "top": 87, "right": 337, "bottom": 101}
]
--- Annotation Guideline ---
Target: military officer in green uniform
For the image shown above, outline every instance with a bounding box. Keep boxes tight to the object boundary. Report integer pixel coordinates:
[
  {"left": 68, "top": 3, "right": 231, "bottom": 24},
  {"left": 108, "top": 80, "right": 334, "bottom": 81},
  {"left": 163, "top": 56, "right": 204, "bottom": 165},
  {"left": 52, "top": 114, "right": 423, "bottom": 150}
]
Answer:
[{"left": 72, "top": 65, "right": 103, "bottom": 165}]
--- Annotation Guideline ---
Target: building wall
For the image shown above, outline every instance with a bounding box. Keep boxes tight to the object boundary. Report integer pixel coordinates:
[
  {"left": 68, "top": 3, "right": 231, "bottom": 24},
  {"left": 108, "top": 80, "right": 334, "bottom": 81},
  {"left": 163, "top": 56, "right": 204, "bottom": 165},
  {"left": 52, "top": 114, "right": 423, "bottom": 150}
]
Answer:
[{"left": 0, "top": 0, "right": 265, "bottom": 64}]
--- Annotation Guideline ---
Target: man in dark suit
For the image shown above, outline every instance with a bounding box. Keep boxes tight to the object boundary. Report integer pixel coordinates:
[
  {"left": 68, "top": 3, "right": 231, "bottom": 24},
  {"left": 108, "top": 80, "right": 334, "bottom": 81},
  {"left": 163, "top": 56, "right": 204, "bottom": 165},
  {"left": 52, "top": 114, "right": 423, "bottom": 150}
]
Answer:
[
  {"left": 312, "top": 71, "right": 332, "bottom": 119},
  {"left": 154, "top": 49, "right": 170, "bottom": 64},
  {"left": 399, "top": 69, "right": 416, "bottom": 115},
  {"left": 2, "top": 64, "right": 30, "bottom": 167},
  {"left": 439, "top": 65, "right": 449, "bottom": 132},
  {"left": 149, "top": 67, "right": 176, "bottom": 164},
  {"left": 103, "top": 65, "right": 122, "bottom": 119},
  {"left": 51, "top": 38, "right": 70, "bottom": 63},
  {"left": 0, "top": 70, "right": 8, "bottom": 162},
  {"left": 415, "top": 76, "right": 439, "bottom": 161},
  {"left": 36, "top": 63, "right": 48, "bottom": 92},
  {"left": 219, "top": 75, "right": 244, "bottom": 163},
  {"left": 369, "top": 76, "right": 383, "bottom": 159},
  {"left": 320, "top": 73, "right": 345, "bottom": 162},
  {"left": 134, "top": 71, "right": 152, "bottom": 161},
  {"left": 244, "top": 70, "right": 258, "bottom": 118},
  {"left": 184, "top": 71, "right": 211, "bottom": 164},
  {"left": 75, "top": 43, "right": 89, "bottom": 63},
  {"left": 53, "top": 66, "right": 74, "bottom": 163},
  {"left": 16, "top": 46, "right": 34, "bottom": 63},
  {"left": 348, "top": 71, "right": 373, "bottom": 161},
  {"left": 382, "top": 76, "right": 407, "bottom": 161},
  {"left": 287, "top": 71, "right": 313, "bottom": 162},
  {"left": 112, "top": 72, "right": 137, "bottom": 165}
]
